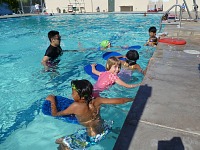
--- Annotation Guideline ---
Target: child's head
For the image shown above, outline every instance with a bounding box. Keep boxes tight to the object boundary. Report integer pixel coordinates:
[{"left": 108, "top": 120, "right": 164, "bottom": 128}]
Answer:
[
  {"left": 71, "top": 79, "right": 93, "bottom": 104},
  {"left": 148, "top": 26, "right": 157, "bottom": 37},
  {"left": 48, "top": 30, "right": 61, "bottom": 45},
  {"left": 126, "top": 50, "right": 139, "bottom": 65},
  {"left": 100, "top": 40, "right": 111, "bottom": 49},
  {"left": 106, "top": 56, "right": 121, "bottom": 74}
]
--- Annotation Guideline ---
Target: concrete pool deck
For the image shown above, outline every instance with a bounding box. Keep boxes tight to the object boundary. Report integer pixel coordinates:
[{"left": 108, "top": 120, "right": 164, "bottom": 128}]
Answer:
[{"left": 114, "top": 21, "right": 200, "bottom": 149}]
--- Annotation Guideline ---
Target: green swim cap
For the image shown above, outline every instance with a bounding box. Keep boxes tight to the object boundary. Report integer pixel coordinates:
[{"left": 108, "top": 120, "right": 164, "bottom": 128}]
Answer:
[{"left": 100, "top": 40, "right": 110, "bottom": 48}]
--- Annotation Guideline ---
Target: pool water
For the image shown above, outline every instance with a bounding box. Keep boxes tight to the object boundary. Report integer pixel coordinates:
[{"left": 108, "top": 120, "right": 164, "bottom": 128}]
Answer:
[{"left": 0, "top": 14, "right": 161, "bottom": 149}]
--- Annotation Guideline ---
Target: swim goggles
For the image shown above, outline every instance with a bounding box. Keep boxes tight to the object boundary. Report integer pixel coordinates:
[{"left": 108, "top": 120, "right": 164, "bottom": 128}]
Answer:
[
  {"left": 71, "top": 83, "right": 77, "bottom": 90},
  {"left": 71, "top": 84, "right": 88, "bottom": 97}
]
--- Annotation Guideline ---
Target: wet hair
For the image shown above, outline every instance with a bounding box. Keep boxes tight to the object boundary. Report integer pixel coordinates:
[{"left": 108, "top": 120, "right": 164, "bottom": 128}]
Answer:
[
  {"left": 106, "top": 56, "right": 121, "bottom": 71},
  {"left": 126, "top": 50, "right": 139, "bottom": 66},
  {"left": 162, "top": 13, "right": 168, "bottom": 20},
  {"left": 71, "top": 79, "right": 93, "bottom": 105},
  {"left": 48, "top": 30, "right": 59, "bottom": 42},
  {"left": 149, "top": 26, "right": 157, "bottom": 33}
]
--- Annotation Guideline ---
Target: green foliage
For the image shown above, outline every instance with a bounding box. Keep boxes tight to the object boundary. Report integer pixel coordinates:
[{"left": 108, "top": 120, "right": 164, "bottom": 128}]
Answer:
[
  {"left": 1, "top": 0, "right": 32, "bottom": 13},
  {"left": 0, "top": 0, "right": 18, "bottom": 10},
  {"left": 1, "top": 0, "right": 40, "bottom": 13},
  {"left": 17, "top": 0, "right": 29, "bottom": 3}
]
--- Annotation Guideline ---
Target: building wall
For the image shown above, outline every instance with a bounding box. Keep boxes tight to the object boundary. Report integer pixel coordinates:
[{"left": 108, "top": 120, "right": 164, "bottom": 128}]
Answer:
[
  {"left": 115, "top": 0, "right": 132, "bottom": 11},
  {"left": 163, "top": 0, "right": 200, "bottom": 12},
  {"left": 43, "top": 0, "right": 108, "bottom": 13},
  {"left": 44, "top": 0, "right": 200, "bottom": 13},
  {"left": 44, "top": 0, "right": 66, "bottom": 13},
  {"left": 89, "top": 0, "right": 108, "bottom": 12},
  {"left": 132, "top": 0, "right": 149, "bottom": 11}
]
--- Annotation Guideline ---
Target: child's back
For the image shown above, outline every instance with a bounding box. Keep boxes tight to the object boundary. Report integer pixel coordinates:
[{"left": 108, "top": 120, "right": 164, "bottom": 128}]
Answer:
[
  {"left": 73, "top": 98, "right": 104, "bottom": 136},
  {"left": 46, "top": 79, "right": 133, "bottom": 149},
  {"left": 93, "top": 71, "right": 119, "bottom": 91}
]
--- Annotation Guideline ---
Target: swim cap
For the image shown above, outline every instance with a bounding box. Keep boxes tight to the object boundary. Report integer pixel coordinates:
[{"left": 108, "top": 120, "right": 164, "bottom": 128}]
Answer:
[{"left": 100, "top": 40, "right": 110, "bottom": 48}]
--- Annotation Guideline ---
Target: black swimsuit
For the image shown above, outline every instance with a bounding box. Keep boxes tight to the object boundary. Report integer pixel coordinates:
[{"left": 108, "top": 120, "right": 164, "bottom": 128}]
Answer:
[{"left": 44, "top": 45, "right": 63, "bottom": 62}]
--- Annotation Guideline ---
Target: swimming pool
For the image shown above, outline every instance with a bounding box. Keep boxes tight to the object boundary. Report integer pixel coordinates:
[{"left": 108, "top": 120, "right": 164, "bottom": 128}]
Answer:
[{"left": 0, "top": 14, "right": 161, "bottom": 149}]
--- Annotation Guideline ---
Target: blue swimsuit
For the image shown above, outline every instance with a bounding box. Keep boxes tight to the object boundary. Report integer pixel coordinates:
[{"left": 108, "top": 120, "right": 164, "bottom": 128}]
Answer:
[{"left": 62, "top": 120, "right": 113, "bottom": 149}]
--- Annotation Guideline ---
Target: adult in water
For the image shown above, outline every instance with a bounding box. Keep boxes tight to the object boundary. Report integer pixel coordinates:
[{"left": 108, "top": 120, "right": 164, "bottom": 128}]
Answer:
[{"left": 41, "top": 30, "right": 63, "bottom": 71}]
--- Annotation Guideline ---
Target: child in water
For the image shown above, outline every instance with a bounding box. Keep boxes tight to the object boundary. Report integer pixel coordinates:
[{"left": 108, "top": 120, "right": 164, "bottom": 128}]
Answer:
[
  {"left": 46, "top": 79, "right": 133, "bottom": 149},
  {"left": 144, "top": 26, "right": 158, "bottom": 47},
  {"left": 117, "top": 50, "right": 147, "bottom": 75},
  {"left": 91, "top": 56, "right": 141, "bottom": 93},
  {"left": 144, "top": 26, "right": 168, "bottom": 47},
  {"left": 99, "top": 40, "right": 111, "bottom": 50},
  {"left": 99, "top": 40, "right": 129, "bottom": 50}
]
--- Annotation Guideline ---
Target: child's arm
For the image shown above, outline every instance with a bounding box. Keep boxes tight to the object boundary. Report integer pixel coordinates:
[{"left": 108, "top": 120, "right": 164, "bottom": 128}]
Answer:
[
  {"left": 115, "top": 78, "right": 141, "bottom": 88},
  {"left": 135, "top": 64, "right": 146, "bottom": 75},
  {"left": 144, "top": 37, "right": 152, "bottom": 46},
  {"left": 115, "top": 55, "right": 126, "bottom": 59},
  {"left": 142, "top": 57, "right": 153, "bottom": 75},
  {"left": 46, "top": 95, "right": 76, "bottom": 116},
  {"left": 94, "top": 97, "right": 134, "bottom": 107},
  {"left": 91, "top": 64, "right": 101, "bottom": 76}
]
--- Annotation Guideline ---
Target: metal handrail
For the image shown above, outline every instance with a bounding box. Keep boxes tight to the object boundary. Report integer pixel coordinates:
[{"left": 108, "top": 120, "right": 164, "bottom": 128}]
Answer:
[
  {"left": 159, "top": 4, "right": 182, "bottom": 33},
  {"left": 176, "top": 0, "right": 193, "bottom": 20}
]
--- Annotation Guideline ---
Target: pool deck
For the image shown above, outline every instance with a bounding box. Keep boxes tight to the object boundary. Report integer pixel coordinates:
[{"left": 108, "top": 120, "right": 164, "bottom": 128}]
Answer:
[
  {"left": 0, "top": 13, "right": 39, "bottom": 19},
  {"left": 0, "top": 12, "right": 156, "bottom": 19},
  {"left": 114, "top": 21, "right": 200, "bottom": 149}
]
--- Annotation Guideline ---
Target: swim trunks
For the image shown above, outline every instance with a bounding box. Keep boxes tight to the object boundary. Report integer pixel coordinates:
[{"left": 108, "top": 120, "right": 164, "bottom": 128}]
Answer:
[
  {"left": 62, "top": 120, "right": 113, "bottom": 149},
  {"left": 46, "top": 60, "right": 60, "bottom": 67}
]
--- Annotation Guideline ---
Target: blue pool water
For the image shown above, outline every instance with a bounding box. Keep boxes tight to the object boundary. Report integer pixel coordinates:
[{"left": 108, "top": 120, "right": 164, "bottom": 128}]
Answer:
[{"left": 0, "top": 14, "right": 161, "bottom": 149}]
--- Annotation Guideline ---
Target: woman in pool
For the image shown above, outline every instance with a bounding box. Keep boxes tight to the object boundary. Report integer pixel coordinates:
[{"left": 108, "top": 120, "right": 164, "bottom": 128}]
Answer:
[{"left": 46, "top": 79, "right": 133, "bottom": 149}]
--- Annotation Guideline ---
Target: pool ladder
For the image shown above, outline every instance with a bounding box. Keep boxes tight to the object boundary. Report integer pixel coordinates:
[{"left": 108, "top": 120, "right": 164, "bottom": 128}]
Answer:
[{"left": 159, "top": 4, "right": 183, "bottom": 33}]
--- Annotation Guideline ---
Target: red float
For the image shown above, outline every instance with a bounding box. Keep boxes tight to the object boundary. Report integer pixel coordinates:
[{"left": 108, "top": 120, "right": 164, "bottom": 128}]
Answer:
[{"left": 158, "top": 38, "right": 186, "bottom": 45}]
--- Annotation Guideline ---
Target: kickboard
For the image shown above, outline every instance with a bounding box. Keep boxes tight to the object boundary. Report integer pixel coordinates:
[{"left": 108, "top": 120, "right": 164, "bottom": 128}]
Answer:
[
  {"left": 42, "top": 96, "right": 78, "bottom": 124},
  {"left": 127, "top": 45, "right": 141, "bottom": 50},
  {"left": 102, "top": 52, "right": 126, "bottom": 61},
  {"left": 84, "top": 64, "right": 106, "bottom": 80}
]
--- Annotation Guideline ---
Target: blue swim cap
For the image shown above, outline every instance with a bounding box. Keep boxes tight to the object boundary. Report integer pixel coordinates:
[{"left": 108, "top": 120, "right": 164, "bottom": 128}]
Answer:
[{"left": 100, "top": 40, "right": 110, "bottom": 48}]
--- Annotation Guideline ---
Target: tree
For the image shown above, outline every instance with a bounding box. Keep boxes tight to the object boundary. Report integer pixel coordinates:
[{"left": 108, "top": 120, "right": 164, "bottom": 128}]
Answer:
[{"left": 0, "top": 0, "right": 18, "bottom": 13}]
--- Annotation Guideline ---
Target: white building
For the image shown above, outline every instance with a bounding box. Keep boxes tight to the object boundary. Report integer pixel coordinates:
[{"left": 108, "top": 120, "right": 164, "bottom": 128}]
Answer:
[{"left": 44, "top": 0, "right": 199, "bottom": 14}]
